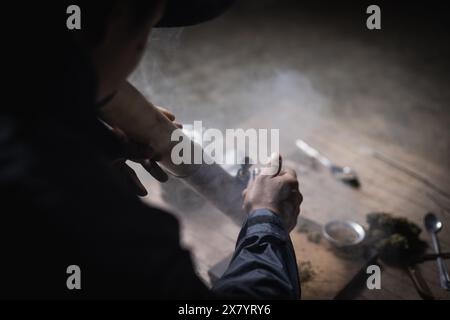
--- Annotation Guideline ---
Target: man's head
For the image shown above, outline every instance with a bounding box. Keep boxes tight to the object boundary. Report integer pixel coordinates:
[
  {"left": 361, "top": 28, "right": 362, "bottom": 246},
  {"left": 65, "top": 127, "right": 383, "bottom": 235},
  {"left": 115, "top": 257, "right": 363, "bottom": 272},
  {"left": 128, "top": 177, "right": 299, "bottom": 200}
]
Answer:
[
  {"left": 78, "top": 0, "right": 167, "bottom": 101},
  {"left": 75, "top": 0, "right": 235, "bottom": 102}
]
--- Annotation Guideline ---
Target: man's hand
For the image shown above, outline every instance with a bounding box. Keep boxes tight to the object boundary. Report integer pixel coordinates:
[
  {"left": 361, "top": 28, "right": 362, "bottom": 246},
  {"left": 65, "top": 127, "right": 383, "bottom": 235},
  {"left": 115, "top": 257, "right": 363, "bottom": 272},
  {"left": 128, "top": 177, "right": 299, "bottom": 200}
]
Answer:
[
  {"left": 242, "top": 159, "right": 303, "bottom": 232},
  {"left": 109, "top": 106, "right": 182, "bottom": 196}
]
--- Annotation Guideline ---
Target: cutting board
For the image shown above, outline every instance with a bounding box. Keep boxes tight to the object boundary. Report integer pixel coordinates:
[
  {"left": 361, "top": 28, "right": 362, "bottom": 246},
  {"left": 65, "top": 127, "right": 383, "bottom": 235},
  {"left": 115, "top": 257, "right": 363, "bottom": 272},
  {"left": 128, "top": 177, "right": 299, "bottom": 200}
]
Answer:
[{"left": 209, "top": 217, "right": 377, "bottom": 299}]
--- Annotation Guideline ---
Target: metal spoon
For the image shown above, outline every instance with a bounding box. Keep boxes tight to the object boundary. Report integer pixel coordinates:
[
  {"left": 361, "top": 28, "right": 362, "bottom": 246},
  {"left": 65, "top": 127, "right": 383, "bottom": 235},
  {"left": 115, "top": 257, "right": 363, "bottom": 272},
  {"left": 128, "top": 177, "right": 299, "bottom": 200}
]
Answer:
[
  {"left": 424, "top": 212, "right": 450, "bottom": 291},
  {"left": 295, "top": 139, "right": 360, "bottom": 187}
]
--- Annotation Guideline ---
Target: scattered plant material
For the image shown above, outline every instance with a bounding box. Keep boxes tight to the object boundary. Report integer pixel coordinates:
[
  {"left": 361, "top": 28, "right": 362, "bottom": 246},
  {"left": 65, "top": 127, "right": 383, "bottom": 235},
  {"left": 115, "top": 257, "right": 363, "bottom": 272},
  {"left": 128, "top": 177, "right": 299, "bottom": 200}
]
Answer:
[
  {"left": 299, "top": 261, "right": 316, "bottom": 283},
  {"left": 307, "top": 231, "right": 322, "bottom": 244},
  {"left": 298, "top": 223, "right": 322, "bottom": 244},
  {"left": 366, "top": 212, "right": 427, "bottom": 265}
]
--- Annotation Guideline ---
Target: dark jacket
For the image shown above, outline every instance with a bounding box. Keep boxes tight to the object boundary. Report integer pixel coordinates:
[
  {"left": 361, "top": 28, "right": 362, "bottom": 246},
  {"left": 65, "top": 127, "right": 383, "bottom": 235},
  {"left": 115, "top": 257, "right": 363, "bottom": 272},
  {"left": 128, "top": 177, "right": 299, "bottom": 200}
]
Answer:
[{"left": 0, "top": 38, "right": 299, "bottom": 299}]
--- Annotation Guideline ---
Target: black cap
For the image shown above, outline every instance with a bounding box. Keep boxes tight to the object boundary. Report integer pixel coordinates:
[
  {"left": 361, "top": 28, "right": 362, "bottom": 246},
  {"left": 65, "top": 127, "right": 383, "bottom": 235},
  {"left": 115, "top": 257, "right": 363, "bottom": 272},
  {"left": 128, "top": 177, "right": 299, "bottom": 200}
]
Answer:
[{"left": 155, "top": 0, "right": 236, "bottom": 27}]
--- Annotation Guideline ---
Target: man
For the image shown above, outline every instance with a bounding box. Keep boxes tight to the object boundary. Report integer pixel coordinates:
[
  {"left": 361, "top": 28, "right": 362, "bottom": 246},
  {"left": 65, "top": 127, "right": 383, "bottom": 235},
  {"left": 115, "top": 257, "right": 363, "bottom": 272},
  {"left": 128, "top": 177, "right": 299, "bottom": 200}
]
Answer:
[{"left": 0, "top": 0, "right": 302, "bottom": 299}]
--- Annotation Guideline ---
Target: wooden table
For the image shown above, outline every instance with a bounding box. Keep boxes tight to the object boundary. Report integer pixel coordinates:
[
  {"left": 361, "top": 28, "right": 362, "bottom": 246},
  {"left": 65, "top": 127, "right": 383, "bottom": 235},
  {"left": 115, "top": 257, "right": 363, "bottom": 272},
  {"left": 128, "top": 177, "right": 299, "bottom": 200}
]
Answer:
[{"left": 137, "top": 117, "right": 450, "bottom": 300}]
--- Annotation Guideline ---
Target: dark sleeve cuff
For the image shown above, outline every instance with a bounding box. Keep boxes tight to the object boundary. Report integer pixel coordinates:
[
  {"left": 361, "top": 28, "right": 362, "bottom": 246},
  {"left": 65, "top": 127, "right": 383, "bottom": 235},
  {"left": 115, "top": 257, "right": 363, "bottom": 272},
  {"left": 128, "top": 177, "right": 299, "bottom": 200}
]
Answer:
[
  {"left": 214, "top": 208, "right": 301, "bottom": 299},
  {"left": 238, "top": 209, "right": 289, "bottom": 244}
]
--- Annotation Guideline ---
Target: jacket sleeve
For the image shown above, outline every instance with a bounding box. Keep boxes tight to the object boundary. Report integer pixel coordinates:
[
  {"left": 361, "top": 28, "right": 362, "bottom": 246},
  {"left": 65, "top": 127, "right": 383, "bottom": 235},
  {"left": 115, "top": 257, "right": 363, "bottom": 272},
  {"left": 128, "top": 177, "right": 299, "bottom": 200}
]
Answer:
[{"left": 212, "top": 209, "right": 301, "bottom": 299}]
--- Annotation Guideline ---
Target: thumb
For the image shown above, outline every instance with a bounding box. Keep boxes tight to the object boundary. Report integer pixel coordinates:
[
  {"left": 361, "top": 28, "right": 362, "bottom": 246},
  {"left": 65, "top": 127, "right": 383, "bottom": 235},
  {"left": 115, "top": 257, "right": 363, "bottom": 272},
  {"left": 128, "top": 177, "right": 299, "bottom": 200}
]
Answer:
[{"left": 260, "top": 152, "right": 282, "bottom": 177}]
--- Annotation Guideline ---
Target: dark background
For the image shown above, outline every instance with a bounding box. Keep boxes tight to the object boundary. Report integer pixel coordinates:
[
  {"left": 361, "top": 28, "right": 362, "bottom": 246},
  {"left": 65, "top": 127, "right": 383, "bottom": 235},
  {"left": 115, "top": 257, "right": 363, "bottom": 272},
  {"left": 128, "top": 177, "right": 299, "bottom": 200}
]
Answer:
[{"left": 131, "top": 0, "right": 450, "bottom": 169}]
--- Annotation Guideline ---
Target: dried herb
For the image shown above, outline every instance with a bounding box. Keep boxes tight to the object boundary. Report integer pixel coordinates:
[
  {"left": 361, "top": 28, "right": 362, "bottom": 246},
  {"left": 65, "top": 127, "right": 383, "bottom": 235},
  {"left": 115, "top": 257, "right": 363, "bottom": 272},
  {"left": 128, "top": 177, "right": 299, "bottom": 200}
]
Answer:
[
  {"left": 298, "top": 223, "right": 322, "bottom": 244},
  {"left": 307, "top": 231, "right": 322, "bottom": 244},
  {"left": 299, "top": 261, "right": 316, "bottom": 283},
  {"left": 366, "top": 212, "right": 427, "bottom": 266}
]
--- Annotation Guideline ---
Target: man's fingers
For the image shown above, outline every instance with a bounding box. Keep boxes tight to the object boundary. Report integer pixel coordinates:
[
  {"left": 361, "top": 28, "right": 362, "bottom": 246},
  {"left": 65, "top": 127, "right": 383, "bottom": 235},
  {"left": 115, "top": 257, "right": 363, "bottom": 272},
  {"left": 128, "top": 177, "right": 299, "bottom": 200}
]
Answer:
[
  {"left": 260, "top": 153, "right": 282, "bottom": 176},
  {"left": 290, "top": 190, "right": 303, "bottom": 207},
  {"left": 173, "top": 121, "right": 183, "bottom": 129},
  {"left": 111, "top": 127, "right": 128, "bottom": 143},
  {"left": 285, "top": 192, "right": 302, "bottom": 221},
  {"left": 134, "top": 144, "right": 156, "bottom": 160},
  {"left": 279, "top": 168, "right": 299, "bottom": 193},
  {"left": 130, "top": 145, "right": 162, "bottom": 163},
  {"left": 123, "top": 163, "right": 148, "bottom": 197},
  {"left": 156, "top": 106, "right": 182, "bottom": 128},
  {"left": 279, "top": 167, "right": 297, "bottom": 179},
  {"left": 141, "top": 159, "right": 169, "bottom": 183},
  {"left": 156, "top": 106, "right": 176, "bottom": 121}
]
